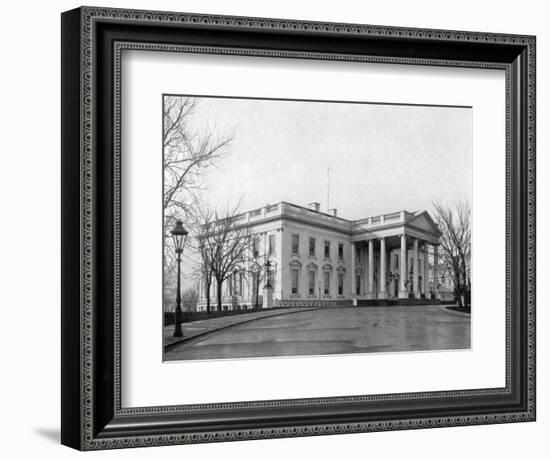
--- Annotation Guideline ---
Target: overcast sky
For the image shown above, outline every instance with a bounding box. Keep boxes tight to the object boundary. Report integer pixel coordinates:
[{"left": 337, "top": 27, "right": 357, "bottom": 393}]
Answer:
[{"left": 172, "top": 95, "right": 472, "bottom": 220}]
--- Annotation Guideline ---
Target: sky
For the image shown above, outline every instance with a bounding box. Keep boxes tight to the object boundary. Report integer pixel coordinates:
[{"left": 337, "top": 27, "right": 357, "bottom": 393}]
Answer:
[{"left": 174, "top": 95, "right": 472, "bottom": 220}]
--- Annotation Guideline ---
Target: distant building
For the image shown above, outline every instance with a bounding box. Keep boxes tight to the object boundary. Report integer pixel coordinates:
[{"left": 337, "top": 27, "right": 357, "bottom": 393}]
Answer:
[{"left": 197, "top": 201, "right": 442, "bottom": 311}]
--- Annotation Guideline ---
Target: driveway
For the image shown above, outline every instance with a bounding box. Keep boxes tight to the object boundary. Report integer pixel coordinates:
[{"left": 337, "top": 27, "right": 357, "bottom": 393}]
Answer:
[{"left": 164, "top": 305, "right": 471, "bottom": 361}]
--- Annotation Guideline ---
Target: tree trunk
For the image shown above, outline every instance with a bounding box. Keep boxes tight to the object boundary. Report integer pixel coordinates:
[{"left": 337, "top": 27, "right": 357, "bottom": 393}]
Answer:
[
  {"left": 458, "top": 253, "right": 466, "bottom": 307},
  {"left": 452, "top": 262, "right": 462, "bottom": 305},
  {"left": 205, "top": 279, "right": 211, "bottom": 314},
  {"left": 460, "top": 254, "right": 468, "bottom": 306},
  {"left": 216, "top": 280, "right": 223, "bottom": 312},
  {"left": 254, "top": 274, "right": 260, "bottom": 309}
]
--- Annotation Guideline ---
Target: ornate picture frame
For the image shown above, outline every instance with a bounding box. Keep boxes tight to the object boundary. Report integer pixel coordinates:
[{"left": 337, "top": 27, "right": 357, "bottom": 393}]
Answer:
[{"left": 61, "top": 6, "right": 536, "bottom": 450}]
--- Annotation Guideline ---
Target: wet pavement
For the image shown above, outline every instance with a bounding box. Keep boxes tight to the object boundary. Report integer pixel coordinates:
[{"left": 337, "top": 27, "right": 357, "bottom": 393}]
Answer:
[
  {"left": 164, "top": 307, "right": 314, "bottom": 347},
  {"left": 164, "top": 306, "right": 471, "bottom": 361}
]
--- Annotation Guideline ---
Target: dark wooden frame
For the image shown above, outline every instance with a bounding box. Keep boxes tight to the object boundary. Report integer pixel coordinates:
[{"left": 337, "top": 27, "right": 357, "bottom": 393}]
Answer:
[{"left": 61, "top": 6, "right": 536, "bottom": 450}]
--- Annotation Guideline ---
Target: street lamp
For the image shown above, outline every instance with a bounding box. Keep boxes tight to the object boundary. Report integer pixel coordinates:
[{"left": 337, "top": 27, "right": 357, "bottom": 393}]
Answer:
[{"left": 171, "top": 220, "right": 188, "bottom": 338}]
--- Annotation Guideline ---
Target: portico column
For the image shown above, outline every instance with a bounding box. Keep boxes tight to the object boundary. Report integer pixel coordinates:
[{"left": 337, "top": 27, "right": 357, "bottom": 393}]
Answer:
[
  {"left": 368, "top": 239, "right": 374, "bottom": 299},
  {"left": 399, "top": 234, "right": 408, "bottom": 298},
  {"left": 378, "top": 238, "right": 387, "bottom": 299},
  {"left": 390, "top": 249, "right": 396, "bottom": 298},
  {"left": 413, "top": 238, "right": 420, "bottom": 298},
  {"left": 423, "top": 244, "right": 429, "bottom": 298},
  {"left": 434, "top": 244, "right": 440, "bottom": 299},
  {"left": 351, "top": 242, "right": 357, "bottom": 305}
]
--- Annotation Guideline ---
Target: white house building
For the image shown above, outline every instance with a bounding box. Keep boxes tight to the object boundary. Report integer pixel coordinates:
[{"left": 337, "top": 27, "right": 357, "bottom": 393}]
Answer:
[{"left": 197, "top": 201, "right": 443, "bottom": 311}]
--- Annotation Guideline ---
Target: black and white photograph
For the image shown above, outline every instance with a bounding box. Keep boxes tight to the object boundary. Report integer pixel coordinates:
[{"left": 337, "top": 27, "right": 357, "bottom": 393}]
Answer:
[
  {"left": 1, "top": 0, "right": 544, "bottom": 454},
  {"left": 162, "top": 95, "right": 472, "bottom": 362}
]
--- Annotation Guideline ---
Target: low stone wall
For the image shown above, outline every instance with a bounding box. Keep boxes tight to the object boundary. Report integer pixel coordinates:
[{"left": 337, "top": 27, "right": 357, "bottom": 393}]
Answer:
[
  {"left": 357, "top": 298, "right": 444, "bottom": 307},
  {"left": 278, "top": 299, "right": 353, "bottom": 308},
  {"left": 196, "top": 298, "right": 260, "bottom": 312},
  {"left": 164, "top": 307, "right": 280, "bottom": 325}
]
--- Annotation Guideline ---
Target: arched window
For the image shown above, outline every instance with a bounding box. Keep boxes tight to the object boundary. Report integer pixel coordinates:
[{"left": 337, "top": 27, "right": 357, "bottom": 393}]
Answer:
[
  {"left": 324, "top": 271, "right": 330, "bottom": 295},
  {"left": 291, "top": 269, "right": 299, "bottom": 294},
  {"left": 338, "top": 271, "right": 344, "bottom": 295},
  {"left": 308, "top": 270, "right": 315, "bottom": 295}
]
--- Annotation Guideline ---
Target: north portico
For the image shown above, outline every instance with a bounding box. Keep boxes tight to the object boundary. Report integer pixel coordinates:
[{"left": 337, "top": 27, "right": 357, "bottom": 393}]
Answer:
[
  {"left": 350, "top": 210, "right": 442, "bottom": 303},
  {"left": 197, "top": 201, "right": 443, "bottom": 311}
]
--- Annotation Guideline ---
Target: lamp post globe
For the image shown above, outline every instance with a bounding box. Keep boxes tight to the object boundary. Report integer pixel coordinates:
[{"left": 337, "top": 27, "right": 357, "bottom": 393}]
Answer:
[{"left": 171, "top": 220, "right": 188, "bottom": 338}]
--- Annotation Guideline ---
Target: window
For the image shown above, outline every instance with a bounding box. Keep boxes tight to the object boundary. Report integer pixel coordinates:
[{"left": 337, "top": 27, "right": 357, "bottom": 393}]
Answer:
[
  {"left": 268, "top": 234, "right": 275, "bottom": 255},
  {"left": 252, "top": 237, "right": 259, "bottom": 258},
  {"left": 232, "top": 272, "right": 242, "bottom": 296},
  {"left": 238, "top": 272, "right": 243, "bottom": 296},
  {"left": 308, "top": 270, "right": 315, "bottom": 295},
  {"left": 309, "top": 237, "right": 316, "bottom": 256},
  {"left": 356, "top": 246, "right": 360, "bottom": 263},
  {"left": 324, "top": 241, "right": 330, "bottom": 259},
  {"left": 291, "top": 269, "right": 299, "bottom": 294},
  {"left": 338, "top": 243, "right": 344, "bottom": 260},
  {"left": 324, "top": 271, "right": 330, "bottom": 295},
  {"left": 338, "top": 272, "right": 344, "bottom": 295},
  {"left": 292, "top": 234, "right": 299, "bottom": 255},
  {"left": 356, "top": 274, "right": 361, "bottom": 295}
]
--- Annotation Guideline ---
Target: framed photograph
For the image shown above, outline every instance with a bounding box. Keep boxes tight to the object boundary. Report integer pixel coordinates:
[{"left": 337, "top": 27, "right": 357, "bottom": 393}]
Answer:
[{"left": 61, "top": 6, "right": 536, "bottom": 450}]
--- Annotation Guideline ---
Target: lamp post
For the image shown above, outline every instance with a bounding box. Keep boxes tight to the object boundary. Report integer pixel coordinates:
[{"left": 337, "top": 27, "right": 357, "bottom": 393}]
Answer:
[
  {"left": 171, "top": 220, "right": 188, "bottom": 338},
  {"left": 263, "top": 259, "right": 274, "bottom": 308}
]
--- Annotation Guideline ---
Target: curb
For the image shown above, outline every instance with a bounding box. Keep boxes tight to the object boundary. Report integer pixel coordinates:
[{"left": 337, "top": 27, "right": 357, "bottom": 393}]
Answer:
[
  {"left": 164, "top": 307, "right": 321, "bottom": 351},
  {"left": 441, "top": 306, "right": 471, "bottom": 318}
]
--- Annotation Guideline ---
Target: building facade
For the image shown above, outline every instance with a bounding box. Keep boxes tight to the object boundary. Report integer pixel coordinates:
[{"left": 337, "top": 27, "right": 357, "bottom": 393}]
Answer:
[{"left": 197, "top": 201, "right": 442, "bottom": 311}]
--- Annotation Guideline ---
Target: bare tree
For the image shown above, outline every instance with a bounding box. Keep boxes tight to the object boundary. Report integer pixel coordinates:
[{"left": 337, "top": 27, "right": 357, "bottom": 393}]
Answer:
[
  {"left": 192, "top": 207, "right": 217, "bottom": 314},
  {"left": 432, "top": 201, "right": 471, "bottom": 306},
  {"left": 162, "top": 96, "right": 233, "bottom": 300},
  {"left": 196, "top": 205, "right": 252, "bottom": 312},
  {"left": 247, "top": 251, "right": 268, "bottom": 309},
  {"left": 163, "top": 96, "right": 233, "bottom": 220}
]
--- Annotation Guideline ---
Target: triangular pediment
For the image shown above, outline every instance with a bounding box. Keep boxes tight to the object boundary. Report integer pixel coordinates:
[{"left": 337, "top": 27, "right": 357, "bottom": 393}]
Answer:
[{"left": 406, "top": 211, "right": 441, "bottom": 236}]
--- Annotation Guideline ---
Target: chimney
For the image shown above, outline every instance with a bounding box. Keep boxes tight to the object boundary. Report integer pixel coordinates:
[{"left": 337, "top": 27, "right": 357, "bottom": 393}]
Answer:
[
  {"left": 329, "top": 208, "right": 338, "bottom": 217},
  {"left": 308, "top": 202, "right": 320, "bottom": 212}
]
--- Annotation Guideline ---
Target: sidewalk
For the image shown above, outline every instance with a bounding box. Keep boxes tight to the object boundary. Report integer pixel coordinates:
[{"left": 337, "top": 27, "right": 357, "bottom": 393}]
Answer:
[{"left": 164, "top": 307, "right": 317, "bottom": 348}]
